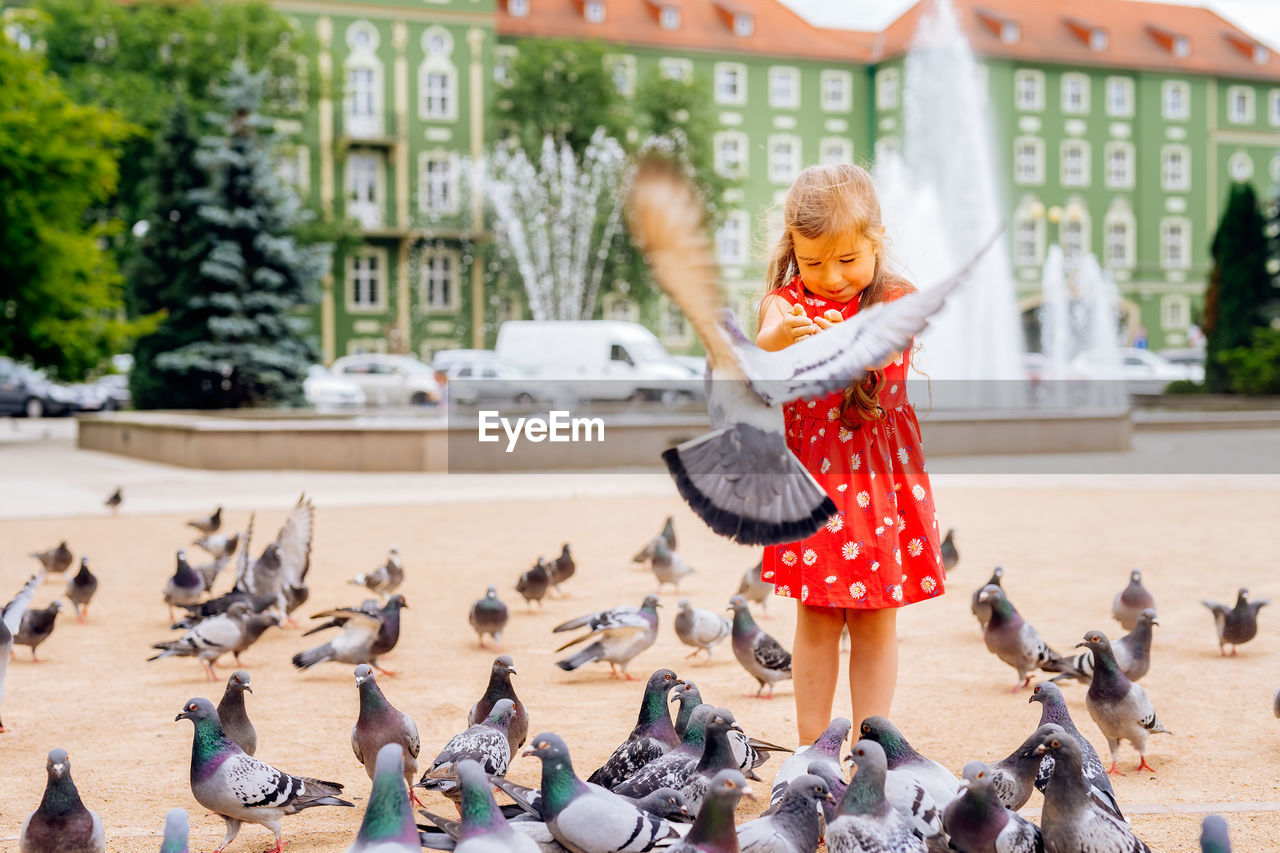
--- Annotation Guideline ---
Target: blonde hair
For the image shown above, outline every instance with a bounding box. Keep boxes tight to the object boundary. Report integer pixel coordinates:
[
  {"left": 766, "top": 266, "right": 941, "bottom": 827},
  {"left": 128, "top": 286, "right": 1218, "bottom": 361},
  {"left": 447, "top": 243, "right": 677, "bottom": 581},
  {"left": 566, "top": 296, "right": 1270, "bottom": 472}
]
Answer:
[{"left": 760, "top": 163, "right": 913, "bottom": 424}]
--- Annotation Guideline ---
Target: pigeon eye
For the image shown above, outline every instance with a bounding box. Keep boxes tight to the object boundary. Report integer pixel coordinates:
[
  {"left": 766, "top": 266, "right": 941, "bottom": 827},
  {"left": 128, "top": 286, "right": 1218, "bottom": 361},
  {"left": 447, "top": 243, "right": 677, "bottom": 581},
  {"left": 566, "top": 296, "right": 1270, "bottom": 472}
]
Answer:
[
  {"left": 189, "top": 703, "right": 196, "bottom": 710},
  {"left": 1052, "top": 739, "right": 1061, "bottom": 748}
]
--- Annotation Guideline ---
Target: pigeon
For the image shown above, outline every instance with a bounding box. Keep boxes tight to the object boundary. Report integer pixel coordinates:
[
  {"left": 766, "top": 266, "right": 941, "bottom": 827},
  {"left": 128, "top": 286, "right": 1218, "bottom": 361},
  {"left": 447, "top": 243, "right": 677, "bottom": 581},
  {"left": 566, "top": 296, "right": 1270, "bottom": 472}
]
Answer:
[
  {"left": 634, "top": 517, "right": 677, "bottom": 563},
  {"left": 824, "top": 740, "right": 924, "bottom": 853},
  {"left": 294, "top": 595, "right": 407, "bottom": 673},
  {"left": 65, "top": 557, "right": 98, "bottom": 623},
  {"left": 194, "top": 532, "right": 240, "bottom": 563},
  {"left": 417, "top": 698, "right": 515, "bottom": 803},
  {"left": 230, "top": 609, "right": 283, "bottom": 666},
  {"left": 30, "top": 541, "right": 73, "bottom": 575},
  {"left": 1112, "top": 569, "right": 1155, "bottom": 631},
  {"left": 1028, "top": 681, "right": 1122, "bottom": 819},
  {"left": 857, "top": 717, "right": 959, "bottom": 814},
  {"left": 588, "top": 669, "right": 682, "bottom": 789},
  {"left": 165, "top": 550, "right": 206, "bottom": 622},
  {"left": 769, "top": 717, "right": 851, "bottom": 806},
  {"left": 521, "top": 731, "right": 680, "bottom": 851},
  {"left": 234, "top": 496, "right": 315, "bottom": 619},
  {"left": 613, "top": 704, "right": 720, "bottom": 800},
  {"left": 1044, "top": 608, "right": 1157, "bottom": 685},
  {"left": 984, "top": 727, "right": 1049, "bottom": 811},
  {"left": 469, "top": 586, "right": 509, "bottom": 649},
  {"left": 1034, "top": 725, "right": 1151, "bottom": 853},
  {"left": 19, "top": 748, "right": 105, "bottom": 853},
  {"left": 1079, "top": 631, "right": 1171, "bottom": 774},
  {"left": 977, "top": 585, "right": 1062, "bottom": 690},
  {"left": 515, "top": 559, "right": 551, "bottom": 611},
  {"left": 351, "top": 547, "right": 405, "bottom": 598},
  {"left": 217, "top": 670, "right": 258, "bottom": 756},
  {"left": 349, "top": 743, "right": 421, "bottom": 852},
  {"left": 548, "top": 544, "right": 576, "bottom": 596},
  {"left": 971, "top": 567, "right": 1004, "bottom": 633},
  {"left": 188, "top": 506, "right": 223, "bottom": 535},
  {"left": 104, "top": 487, "right": 122, "bottom": 515},
  {"left": 723, "top": 718, "right": 792, "bottom": 783},
  {"left": 422, "top": 759, "right": 542, "bottom": 852},
  {"left": 170, "top": 589, "right": 276, "bottom": 629},
  {"left": 192, "top": 554, "right": 233, "bottom": 594},
  {"left": 667, "top": 769, "right": 752, "bottom": 853},
  {"left": 176, "top": 697, "right": 353, "bottom": 852},
  {"left": 675, "top": 599, "right": 732, "bottom": 661},
  {"left": 625, "top": 157, "right": 995, "bottom": 546},
  {"left": 678, "top": 716, "right": 747, "bottom": 815},
  {"left": 160, "top": 808, "right": 189, "bottom": 853},
  {"left": 939, "top": 529, "right": 958, "bottom": 574},
  {"left": 1202, "top": 588, "right": 1268, "bottom": 656},
  {"left": 736, "top": 561, "right": 772, "bottom": 616},
  {"left": 14, "top": 600, "right": 63, "bottom": 662},
  {"left": 739, "top": 773, "right": 833, "bottom": 853},
  {"left": 1200, "top": 815, "right": 1232, "bottom": 853},
  {"left": 352, "top": 665, "right": 422, "bottom": 804},
  {"left": 1, "top": 573, "right": 41, "bottom": 732},
  {"left": 649, "top": 539, "right": 695, "bottom": 591},
  {"left": 942, "top": 761, "right": 1042, "bottom": 853},
  {"left": 728, "top": 595, "right": 792, "bottom": 698},
  {"left": 469, "top": 654, "right": 529, "bottom": 753},
  {"left": 149, "top": 601, "right": 251, "bottom": 680},
  {"left": 553, "top": 594, "right": 661, "bottom": 679},
  {"left": 672, "top": 680, "right": 705, "bottom": 738}
]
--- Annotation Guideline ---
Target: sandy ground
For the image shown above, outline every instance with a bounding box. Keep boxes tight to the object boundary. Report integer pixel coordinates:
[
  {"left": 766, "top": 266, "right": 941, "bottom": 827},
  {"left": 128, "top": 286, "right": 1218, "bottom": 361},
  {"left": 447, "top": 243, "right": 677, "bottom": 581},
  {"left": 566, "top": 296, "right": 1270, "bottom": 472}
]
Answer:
[{"left": 1, "top": 483, "right": 1279, "bottom": 852}]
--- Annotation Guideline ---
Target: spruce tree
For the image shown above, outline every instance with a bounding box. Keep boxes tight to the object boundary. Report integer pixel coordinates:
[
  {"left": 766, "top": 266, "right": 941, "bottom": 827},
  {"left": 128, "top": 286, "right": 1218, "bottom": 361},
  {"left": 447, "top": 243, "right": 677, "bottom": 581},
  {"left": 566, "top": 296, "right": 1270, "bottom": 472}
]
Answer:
[{"left": 1205, "top": 182, "right": 1269, "bottom": 391}]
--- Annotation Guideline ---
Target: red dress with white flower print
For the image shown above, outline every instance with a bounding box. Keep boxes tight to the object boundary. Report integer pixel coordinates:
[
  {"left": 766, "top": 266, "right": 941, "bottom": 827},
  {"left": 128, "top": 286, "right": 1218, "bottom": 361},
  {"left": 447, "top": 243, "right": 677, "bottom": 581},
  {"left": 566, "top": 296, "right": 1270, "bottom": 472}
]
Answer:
[{"left": 762, "top": 276, "right": 945, "bottom": 610}]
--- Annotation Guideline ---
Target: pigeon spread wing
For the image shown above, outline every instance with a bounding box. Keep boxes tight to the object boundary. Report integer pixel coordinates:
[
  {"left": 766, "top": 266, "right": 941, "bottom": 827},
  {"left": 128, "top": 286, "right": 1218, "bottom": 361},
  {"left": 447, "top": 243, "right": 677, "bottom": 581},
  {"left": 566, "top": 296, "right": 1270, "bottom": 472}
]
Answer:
[
  {"left": 234, "top": 513, "right": 256, "bottom": 593},
  {"left": 2, "top": 574, "right": 42, "bottom": 636},
  {"left": 276, "top": 495, "right": 315, "bottom": 587}
]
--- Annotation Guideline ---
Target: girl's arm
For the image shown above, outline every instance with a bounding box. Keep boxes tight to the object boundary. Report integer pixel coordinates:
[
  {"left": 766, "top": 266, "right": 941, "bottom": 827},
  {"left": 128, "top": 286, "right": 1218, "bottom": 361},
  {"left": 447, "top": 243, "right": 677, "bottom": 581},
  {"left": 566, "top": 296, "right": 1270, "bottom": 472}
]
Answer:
[{"left": 756, "top": 293, "right": 818, "bottom": 351}]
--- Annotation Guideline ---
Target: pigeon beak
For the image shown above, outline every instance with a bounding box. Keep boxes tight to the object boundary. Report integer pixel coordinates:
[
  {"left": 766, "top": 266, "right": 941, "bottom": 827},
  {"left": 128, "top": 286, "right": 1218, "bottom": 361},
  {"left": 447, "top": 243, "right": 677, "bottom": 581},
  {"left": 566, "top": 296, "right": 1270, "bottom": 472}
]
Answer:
[
  {"left": 521, "top": 748, "right": 537, "bottom": 759},
  {"left": 958, "top": 778, "right": 971, "bottom": 791},
  {"left": 1074, "top": 641, "right": 1086, "bottom": 648},
  {"left": 1033, "top": 744, "right": 1048, "bottom": 756},
  {"left": 52, "top": 763, "right": 65, "bottom": 777},
  {"left": 175, "top": 712, "right": 185, "bottom": 722},
  {"left": 823, "top": 792, "right": 836, "bottom": 804}
]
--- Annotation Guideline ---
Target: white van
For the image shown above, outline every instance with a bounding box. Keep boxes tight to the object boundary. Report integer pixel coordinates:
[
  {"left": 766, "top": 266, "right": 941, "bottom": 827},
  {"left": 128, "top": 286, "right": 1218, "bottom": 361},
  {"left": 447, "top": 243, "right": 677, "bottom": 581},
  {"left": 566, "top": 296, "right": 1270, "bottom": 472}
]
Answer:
[{"left": 494, "top": 320, "right": 701, "bottom": 403}]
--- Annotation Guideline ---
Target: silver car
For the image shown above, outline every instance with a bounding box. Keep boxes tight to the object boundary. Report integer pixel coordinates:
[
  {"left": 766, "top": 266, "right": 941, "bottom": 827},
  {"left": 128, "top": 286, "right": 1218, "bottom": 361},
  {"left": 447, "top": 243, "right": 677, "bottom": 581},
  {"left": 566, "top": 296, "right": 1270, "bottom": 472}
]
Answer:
[{"left": 329, "top": 354, "right": 442, "bottom": 406}]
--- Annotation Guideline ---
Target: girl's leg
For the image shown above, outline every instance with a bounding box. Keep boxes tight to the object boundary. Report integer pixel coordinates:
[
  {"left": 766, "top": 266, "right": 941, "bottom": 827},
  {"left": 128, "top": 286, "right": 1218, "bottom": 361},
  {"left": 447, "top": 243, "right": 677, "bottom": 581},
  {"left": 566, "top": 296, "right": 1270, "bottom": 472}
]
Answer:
[
  {"left": 793, "top": 603, "right": 846, "bottom": 743},
  {"left": 845, "top": 607, "right": 899, "bottom": 729}
]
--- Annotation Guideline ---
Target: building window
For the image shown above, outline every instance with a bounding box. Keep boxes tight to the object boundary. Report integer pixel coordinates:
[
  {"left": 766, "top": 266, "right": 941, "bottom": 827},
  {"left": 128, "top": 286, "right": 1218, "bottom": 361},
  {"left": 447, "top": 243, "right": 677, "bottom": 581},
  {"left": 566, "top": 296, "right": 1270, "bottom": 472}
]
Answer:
[
  {"left": 277, "top": 145, "right": 310, "bottom": 198},
  {"left": 1013, "top": 69, "right": 1044, "bottom": 111},
  {"left": 1013, "top": 137, "right": 1044, "bottom": 185},
  {"left": 1060, "top": 140, "right": 1090, "bottom": 187},
  {"left": 876, "top": 68, "right": 900, "bottom": 110},
  {"left": 715, "top": 62, "right": 747, "bottom": 105},
  {"left": 660, "top": 296, "right": 690, "bottom": 342},
  {"left": 659, "top": 6, "right": 680, "bottom": 29},
  {"left": 601, "top": 293, "right": 639, "bottom": 323},
  {"left": 422, "top": 69, "right": 455, "bottom": 120},
  {"left": 1060, "top": 207, "right": 1090, "bottom": 266},
  {"left": 344, "top": 22, "right": 382, "bottom": 138},
  {"left": 1162, "top": 80, "right": 1189, "bottom": 120},
  {"left": 768, "top": 135, "right": 801, "bottom": 184},
  {"left": 819, "top": 137, "right": 853, "bottom": 165},
  {"left": 1270, "top": 89, "right": 1280, "bottom": 126},
  {"left": 1105, "top": 76, "right": 1134, "bottom": 116},
  {"left": 346, "top": 152, "right": 381, "bottom": 228},
  {"left": 1104, "top": 141, "right": 1133, "bottom": 189},
  {"left": 716, "top": 211, "right": 749, "bottom": 265},
  {"left": 769, "top": 66, "right": 800, "bottom": 109},
  {"left": 733, "top": 13, "right": 753, "bottom": 37},
  {"left": 1103, "top": 201, "right": 1135, "bottom": 269},
  {"left": 1226, "top": 86, "right": 1255, "bottom": 124},
  {"left": 659, "top": 57, "right": 692, "bottom": 82},
  {"left": 494, "top": 45, "right": 517, "bottom": 87},
  {"left": 1228, "top": 151, "right": 1254, "bottom": 182},
  {"left": 605, "top": 54, "right": 636, "bottom": 98},
  {"left": 820, "top": 70, "right": 852, "bottom": 112},
  {"left": 1161, "top": 294, "right": 1189, "bottom": 330},
  {"left": 1161, "top": 145, "right": 1190, "bottom": 191},
  {"left": 1061, "top": 72, "right": 1089, "bottom": 114},
  {"left": 507, "top": 0, "right": 529, "bottom": 16},
  {"left": 1160, "top": 218, "right": 1191, "bottom": 269},
  {"left": 1012, "top": 204, "right": 1044, "bottom": 266},
  {"left": 420, "top": 249, "right": 458, "bottom": 311},
  {"left": 714, "top": 131, "right": 747, "bottom": 178},
  {"left": 584, "top": 0, "right": 605, "bottom": 23},
  {"left": 419, "top": 153, "right": 458, "bottom": 215},
  {"left": 347, "top": 250, "right": 385, "bottom": 311}
]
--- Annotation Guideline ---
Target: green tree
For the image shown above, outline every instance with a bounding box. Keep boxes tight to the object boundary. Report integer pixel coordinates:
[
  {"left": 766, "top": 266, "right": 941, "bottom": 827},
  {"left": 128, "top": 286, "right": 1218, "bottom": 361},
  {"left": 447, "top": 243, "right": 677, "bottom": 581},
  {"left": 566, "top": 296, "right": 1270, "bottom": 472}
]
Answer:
[
  {"left": 1205, "top": 182, "right": 1270, "bottom": 391},
  {"left": 0, "top": 35, "right": 135, "bottom": 379},
  {"left": 133, "top": 62, "right": 330, "bottom": 409}
]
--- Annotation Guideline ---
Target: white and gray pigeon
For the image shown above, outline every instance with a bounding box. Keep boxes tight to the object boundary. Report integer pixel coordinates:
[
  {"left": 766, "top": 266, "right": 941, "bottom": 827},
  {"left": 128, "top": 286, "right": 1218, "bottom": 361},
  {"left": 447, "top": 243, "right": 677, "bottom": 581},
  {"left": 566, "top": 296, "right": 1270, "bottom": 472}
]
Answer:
[
  {"left": 1044, "top": 608, "right": 1157, "bottom": 685},
  {"left": 1, "top": 572, "right": 42, "bottom": 733},
  {"left": 469, "top": 586, "right": 509, "bottom": 649},
  {"left": 194, "top": 531, "right": 240, "bottom": 563},
  {"left": 729, "top": 595, "right": 792, "bottom": 698},
  {"left": 977, "top": 584, "right": 1063, "bottom": 690},
  {"left": 1202, "top": 588, "right": 1268, "bottom": 656},
  {"left": 14, "top": 600, "right": 63, "bottom": 662},
  {"left": 983, "top": 726, "right": 1047, "bottom": 811},
  {"left": 625, "top": 158, "right": 995, "bottom": 546},
  {"left": 970, "top": 566, "right": 1004, "bottom": 634},
  {"left": 739, "top": 773, "right": 834, "bottom": 853},
  {"left": 348, "top": 743, "right": 422, "bottom": 853},
  {"left": 160, "top": 807, "right": 189, "bottom": 853},
  {"left": 736, "top": 561, "right": 772, "bottom": 615},
  {"left": 675, "top": 599, "right": 732, "bottom": 661},
  {"left": 30, "top": 541, "right": 73, "bottom": 575},
  {"left": 350, "top": 546, "right": 405, "bottom": 598},
  {"left": 857, "top": 716, "right": 959, "bottom": 816},
  {"left": 770, "top": 717, "right": 851, "bottom": 806},
  {"left": 1112, "top": 569, "right": 1155, "bottom": 631},
  {"left": 553, "top": 594, "right": 661, "bottom": 680},
  {"left": 293, "top": 603, "right": 392, "bottom": 672},
  {"left": 149, "top": 601, "right": 251, "bottom": 681},
  {"left": 667, "top": 769, "right": 752, "bottom": 853},
  {"left": 176, "top": 697, "right": 353, "bottom": 853},
  {"left": 612, "top": 704, "right": 720, "bottom": 800},
  {"left": 676, "top": 717, "right": 744, "bottom": 815},
  {"left": 1079, "top": 630, "right": 1171, "bottom": 775},
  {"left": 417, "top": 698, "right": 515, "bottom": 804},
  {"left": 217, "top": 670, "right": 257, "bottom": 756},
  {"left": 19, "top": 748, "right": 105, "bottom": 853},
  {"left": 942, "top": 761, "right": 1042, "bottom": 853},
  {"left": 165, "top": 549, "right": 205, "bottom": 622},
  {"left": 1200, "top": 815, "right": 1233, "bottom": 853},
  {"left": 1035, "top": 725, "right": 1151, "bottom": 853},
  {"left": 824, "top": 740, "right": 925, "bottom": 853},
  {"left": 649, "top": 539, "right": 695, "bottom": 591},
  {"left": 352, "top": 665, "right": 422, "bottom": 804},
  {"left": 420, "top": 759, "right": 542, "bottom": 853},
  {"left": 66, "top": 556, "right": 98, "bottom": 623},
  {"left": 234, "top": 496, "right": 314, "bottom": 620},
  {"left": 1028, "top": 681, "right": 1123, "bottom": 820}
]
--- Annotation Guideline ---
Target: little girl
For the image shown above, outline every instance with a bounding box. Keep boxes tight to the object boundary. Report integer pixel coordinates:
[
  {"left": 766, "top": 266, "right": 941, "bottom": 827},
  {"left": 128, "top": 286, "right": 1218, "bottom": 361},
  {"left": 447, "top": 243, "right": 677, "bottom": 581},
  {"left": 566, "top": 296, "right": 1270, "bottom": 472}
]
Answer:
[{"left": 755, "top": 163, "right": 945, "bottom": 743}]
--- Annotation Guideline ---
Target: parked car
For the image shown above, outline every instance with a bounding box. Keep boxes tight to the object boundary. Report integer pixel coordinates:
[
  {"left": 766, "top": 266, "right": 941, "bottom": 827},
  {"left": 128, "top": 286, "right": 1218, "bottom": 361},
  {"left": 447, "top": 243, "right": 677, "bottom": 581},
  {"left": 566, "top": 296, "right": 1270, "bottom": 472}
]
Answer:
[
  {"left": 329, "top": 353, "right": 441, "bottom": 406},
  {"left": 446, "top": 357, "right": 553, "bottom": 406},
  {"left": 304, "top": 364, "right": 366, "bottom": 409},
  {"left": 1158, "top": 347, "right": 1207, "bottom": 378},
  {"left": 431, "top": 349, "right": 499, "bottom": 374},
  {"left": 0, "top": 358, "right": 93, "bottom": 417},
  {"left": 89, "top": 374, "right": 131, "bottom": 410},
  {"left": 1071, "top": 347, "right": 1201, "bottom": 394}
]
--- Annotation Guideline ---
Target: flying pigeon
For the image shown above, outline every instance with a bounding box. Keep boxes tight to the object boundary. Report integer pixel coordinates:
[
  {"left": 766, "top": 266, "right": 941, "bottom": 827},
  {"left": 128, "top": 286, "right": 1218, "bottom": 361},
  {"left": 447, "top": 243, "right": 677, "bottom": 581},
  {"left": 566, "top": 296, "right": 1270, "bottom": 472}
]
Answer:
[
  {"left": 160, "top": 808, "right": 189, "bottom": 853},
  {"left": 419, "top": 758, "right": 541, "bottom": 852},
  {"left": 939, "top": 529, "right": 958, "bottom": 574},
  {"left": 648, "top": 539, "right": 695, "bottom": 591},
  {"left": 14, "top": 600, "right": 63, "bottom": 662},
  {"left": 294, "top": 595, "right": 406, "bottom": 673},
  {"left": 977, "top": 584, "right": 1063, "bottom": 690},
  {"left": 192, "top": 554, "right": 233, "bottom": 594},
  {"left": 234, "top": 496, "right": 315, "bottom": 620},
  {"left": 548, "top": 544, "right": 576, "bottom": 596},
  {"left": 30, "top": 541, "right": 73, "bottom": 575},
  {"left": 165, "top": 549, "right": 205, "bottom": 622},
  {"left": 824, "top": 740, "right": 924, "bottom": 853},
  {"left": 1200, "top": 815, "right": 1233, "bottom": 853},
  {"left": 625, "top": 157, "right": 996, "bottom": 546},
  {"left": 738, "top": 773, "right": 833, "bottom": 853},
  {"left": 104, "top": 487, "right": 122, "bottom": 515},
  {"left": 469, "top": 586, "right": 509, "bottom": 649},
  {"left": 1044, "top": 608, "right": 1157, "bottom": 685},
  {"left": 194, "top": 531, "right": 241, "bottom": 563},
  {"left": 728, "top": 595, "right": 792, "bottom": 698},
  {"left": 188, "top": 506, "right": 223, "bottom": 535},
  {"left": 19, "top": 748, "right": 105, "bottom": 853},
  {"left": 942, "top": 761, "right": 1042, "bottom": 853},
  {"left": 515, "top": 559, "right": 551, "bottom": 611},
  {"left": 857, "top": 716, "right": 959, "bottom": 814},
  {"left": 1079, "top": 631, "right": 1171, "bottom": 774},
  {"left": 667, "top": 769, "right": 752, "bottom": 853},
  {"left": 1112, "top": 569, "right": 1155, "bottom": 631},
  {"left": 1035, "top": 725, "right": 1151, "bottom": 852},
  {"left": 634, "top": 517, "right": 677, "bottom": 563},
  {"left": 970, "top": 566, "right": 1004, "bottom": 633},
  {"left": 0, "top": 573, "right": 42, "bottom": 732},
  {"left": 352, "top": 665, "right": 422, "bottom": 805},
  {"left": 170, "top": 589, "right": 275, "bottom": 630},
  {"left": 66, "top": 557, "right": 98, "bottom": 624},
  {"left": 675, "top": 599, "right": 732, "bottom": 661},
  {"left": 149, "top": 601, "right": 251, "bottom": 680},
  {"left": 588, "top": 669, "right": 682, "bottom": 789},
  {"left": 736, "top": 561, "right": 772, "bottom": 616},
  {"left": 349, "top": 743, "right": 421, "bottom": 852},
  {"left": 769, "top": 717, "right": 851, "bottom": 807},
  {"left": 351, "top": 547, "right": 405, "bottom": 598},
  {"left": 176, "top": 697, "right": 353, "bottom": 852},
  {"left": 218, "top": 670, "right": 258, "bottom": 756},
  {"left": 417, "top": 698, "right": 515, "bottom": 803},
  {"left": 1028, "top": 681, "right": 1122, "bottom": 819},
  {"left": 469, "top": 654, "right": 529, "bottom": 753},
  {"left": 553, "top": 594, "right": 661, "bottom": 679},
  {"left": 1202, "top": 588, "right": 1268, "bottom": 656}
]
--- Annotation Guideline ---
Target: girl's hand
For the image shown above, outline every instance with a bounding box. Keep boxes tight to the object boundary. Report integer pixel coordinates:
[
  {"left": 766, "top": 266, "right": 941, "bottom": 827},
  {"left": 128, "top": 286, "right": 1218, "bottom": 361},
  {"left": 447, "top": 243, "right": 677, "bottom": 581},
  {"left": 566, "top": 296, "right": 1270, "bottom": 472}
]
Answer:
[
  {"left": 784, "top": 303, "right": 820, "bottom": 341},
  {"left": 814, "top": 309, "right": 843, "bottom": 330}
]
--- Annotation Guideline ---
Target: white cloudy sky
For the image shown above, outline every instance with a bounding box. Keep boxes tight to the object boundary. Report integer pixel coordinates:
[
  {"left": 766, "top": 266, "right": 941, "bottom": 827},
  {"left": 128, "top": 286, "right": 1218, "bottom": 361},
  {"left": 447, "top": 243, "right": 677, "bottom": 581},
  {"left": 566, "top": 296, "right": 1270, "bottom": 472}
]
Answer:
[{"left": 779, "top": 0, "right": 1280, "bottom": 51}]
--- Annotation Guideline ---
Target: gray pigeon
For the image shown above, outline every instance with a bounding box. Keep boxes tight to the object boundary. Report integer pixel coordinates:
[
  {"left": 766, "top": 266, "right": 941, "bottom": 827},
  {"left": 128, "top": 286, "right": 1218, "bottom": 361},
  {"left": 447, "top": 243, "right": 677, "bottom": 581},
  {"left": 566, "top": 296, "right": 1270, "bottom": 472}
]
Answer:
[
  {"left": 626, "top": 159, "right": 993, "bottom": 546},
  {"left": 192, "top": 554, "right": 232, "bottom": 594},
  {"left": 352, "top": 665, "right": 422, "bottom": 805},
  {"left": 1202, "top": 588, "right": 1268, "bottom": 656},
  {"left": 736, "top": 561, "right": 771, "bottom": 615},
  {"left": 1080, "top": 630, "right": 1171, "bottom": 774},
  {"left": 857, "top": 716, "right": 959, "bottom": 815},
  {"left": 1112, "top": 569, "right": 1155, "bottom": 631},
  {"left": 1, "top": 573, "right": 42, "bottom": 732},
  {"left": 548, "top": 544, "right": 576, "bottom": 596},
  {"left": 1035, "top": 725, "right": 1151, "bottom": 853},
  {"left": 293, "top": 602, "right": 395, "bottom": 673},
  {"left": 418, "top": 758, "right": 541, "bottom": 852},
  {"left": 66, "top": 557, "right": 98, "bottom": 624},
  {"left": 149, "top": 601, "right": 251, "bottom": 680},
  {"left": 588, "top": 669, "right": 681, "bottom": 789},
  {"left": 104, "top": 487, "right": 123, "bottom": 515},
  {"left": 230, "top": 608, "right": 283, "bottom": 667},
  {"left": 194, "top": 531, "right": 240, "bottom": 563},
  {"left": 971, "top": 566, "right": 1003, "bottom": 633},
  {"left": 14, "top": 600, "right": 63, "bottom": 662},
  {"left": 984, "top": 727, "right": 1049, "bottom": 811},
  {"left": 553, "top": 594, "right": 661, "bottom": 679},
  {"left": 977, "top": 585, "right": 1062, "bottom": 690},
  {"left": 824, "top": 740, "right": 924, "bottom": 853},
  {"left": 675, "top": 599, "right": 732, "bottom": 660},
  {"left": 769, "top": 717, "right": 851, "bottom": 806},
  {"left": 649, "top": 539, "right": 695, "bottom": 591},
  {"left": 668, "top": 769, "right": 752, "bottom": 853},
  {"left": 165, "top": 550, "right": 205, "bottom": 622},
  {"left": 30, "top": 541, "right": 73, "bottom": 575},
  {"left": 1044, "top": 608, "right": 1157, "bottom": 685},
  {"left": 350, "top": 547, "right": 405, "bottom": 598},
  {"left": 349, "top": 743, "right": 422, "bottom": 852},
  {"left": 160, "top": 807, "right": 189, "bottom": 853},
  {"left": 469, "top": 586, "right": 509, "bottom": 649},
  {"left": 188, "top": 506, "right": 223, "bottom": 535},
  {"left": 613, "top": 704, "right": 720, "bottom": 800},
  {"left": 942, "top": 761, "right": 1042, "bottom": 853},
  {"left": 1200, "top": 815, "right": 1232, "bottom": 853},
  {"left": 234, "top": 496, "right": 315, "bottom": 620},
  {"left": 940, "top": 529, "right": 958, "bottom": 574},
  {"left": 176, "top": 697, "right": 353, "bottom": 851},
  {"left": 1029, "top": 681, "right": 1122, "bottom": 819},
  {"left": 739, "top": 773, "right": 834, "bottom": 853},
  {"left": 634, "top": 517, "right": 677, "bottom": 563},
  {"left": 729, "top": 595, "right": 791, "bottom": 698},
  {"left": 19, "top": 748, "right": 105, "bottom": 853},
  {"left": 217, "top": 670, "right": 257, "bottom": 756},
  {"left": 677, "top": 716, "right": 743, "bottom": 814},
  {"left": 515, "top": 559, "right": 551, "bottom": 611},
  {"left": 417, "top": 698, "right": 515, "bottom": 803},
  {"left": 468, "top": 654, "right": 529, "bottom": 753}
]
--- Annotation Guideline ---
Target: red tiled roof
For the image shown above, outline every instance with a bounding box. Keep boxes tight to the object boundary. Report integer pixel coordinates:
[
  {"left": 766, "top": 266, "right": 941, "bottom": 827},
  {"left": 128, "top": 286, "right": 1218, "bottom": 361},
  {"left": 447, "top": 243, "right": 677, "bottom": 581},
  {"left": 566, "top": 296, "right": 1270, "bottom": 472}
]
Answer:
[{"left": 874, "top": 0, "right": 1280, "bottom": 80}]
